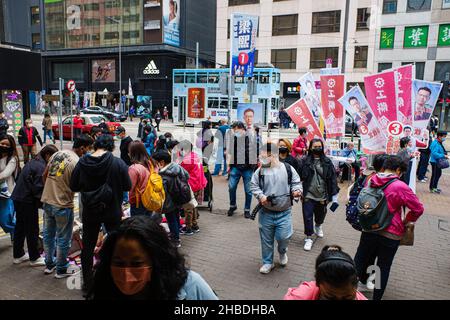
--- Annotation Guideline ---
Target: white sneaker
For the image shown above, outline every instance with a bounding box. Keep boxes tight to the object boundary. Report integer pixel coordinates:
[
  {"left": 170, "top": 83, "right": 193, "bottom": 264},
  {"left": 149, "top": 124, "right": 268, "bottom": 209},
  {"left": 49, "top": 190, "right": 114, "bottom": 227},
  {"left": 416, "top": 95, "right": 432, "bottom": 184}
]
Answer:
[
  {"left": 259, "top": 264, "right": 274, "bottom": 274},
  {"left": 29, "top": 257, "right": 46, "bottom": 267},
  {"left": 314, "top": 225, "right": 324, "bottom": 238},
  {"left": 419, "top": 179, "right": 427, "bottom": 183},
  {"left": 280, "top": 253, "right": 288, "bottom": 267},
  {"left": 357, "top": 281, "right": 373, "bottom": 292},
  {"left": 55, "top": 264, "right": 81, "bottom": 279},
  {"left": 44, "top": 266, "right": 56, "bottom": 275},
  {"left": 304, "top": 238, "right": 314, "bottom": 251},
  {"left": 13, "top": 253, "right": 30, "bottom": 264},
  {"left": 366, "top": 273, "right": 376, "bottom": 290}
]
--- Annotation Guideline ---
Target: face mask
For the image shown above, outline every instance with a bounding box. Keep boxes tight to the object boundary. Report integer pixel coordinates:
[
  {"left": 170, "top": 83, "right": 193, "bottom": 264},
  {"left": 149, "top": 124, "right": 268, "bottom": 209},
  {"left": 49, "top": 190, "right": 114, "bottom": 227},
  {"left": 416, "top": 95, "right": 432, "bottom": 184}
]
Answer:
[
  {"left": 279, "top": 147, "right": 289, "bottom": 154},
  {"left": 111, "top": 266, "right": 152, "bottom": 296},
  {"left": 260, "top": 157, "right": 271, "bottom": 167},
  {"left": 312, "top": 147, "right": 323, "bottom": 155},
  {"left": 407, "top": 147, "right": 414, "bottom": 153},
  {"left": 235, "top": 132, "right": 243, "bottom": 138},
  {"left": 0, "top": 146, "right": 11, "bottom": 154},
  {"left": 442, "top": 138, "right": 447, "bottom": 142}
]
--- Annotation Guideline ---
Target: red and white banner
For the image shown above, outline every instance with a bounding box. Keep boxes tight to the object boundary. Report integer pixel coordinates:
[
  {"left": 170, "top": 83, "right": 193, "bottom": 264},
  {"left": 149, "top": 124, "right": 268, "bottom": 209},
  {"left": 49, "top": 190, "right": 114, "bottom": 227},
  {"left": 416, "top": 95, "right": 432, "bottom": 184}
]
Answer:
[
  {"left": 320, "top": 74, "right": 345, "bottom": 138},
  {"left": 395, "top": 65, "right": 414, "bottom": 126},
  {"left": 286, "top": 99, "right": 324, "bottom": 141},
  {"left": 364, "top": 71, "right": 398, "bottom": 129}
]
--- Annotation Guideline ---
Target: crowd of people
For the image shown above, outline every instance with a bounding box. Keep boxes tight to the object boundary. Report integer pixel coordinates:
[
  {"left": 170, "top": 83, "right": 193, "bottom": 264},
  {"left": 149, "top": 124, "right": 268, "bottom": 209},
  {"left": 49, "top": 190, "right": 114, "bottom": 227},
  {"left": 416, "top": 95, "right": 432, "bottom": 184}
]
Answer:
[{"left": 0, "top": 112, "right": 448, "bottom": 301}]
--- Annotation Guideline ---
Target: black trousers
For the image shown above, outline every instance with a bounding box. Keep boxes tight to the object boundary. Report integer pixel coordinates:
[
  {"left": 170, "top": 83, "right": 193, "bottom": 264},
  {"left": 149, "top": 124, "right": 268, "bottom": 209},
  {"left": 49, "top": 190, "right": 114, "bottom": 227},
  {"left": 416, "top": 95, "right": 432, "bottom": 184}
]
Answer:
[
  {"left": 302, "top": 199, "right": 327, "bottom": 236},
  {"left": 429, "top": 163, "right": 442, "bottom": 190},
  {"left": 81, "top": 219, "right": 120, "bottom": 290},
  {"left": 13, "top": 200, "right": 40, "bottom": 261},
  {"left": 74, "top": 128, "right": 82, "bottom": 138},
  {"left": 354, "top": 232, "right": 400, "bottom": 300},
  {"left": 155, "top": 120, "right": 161, "bottom": 131}
]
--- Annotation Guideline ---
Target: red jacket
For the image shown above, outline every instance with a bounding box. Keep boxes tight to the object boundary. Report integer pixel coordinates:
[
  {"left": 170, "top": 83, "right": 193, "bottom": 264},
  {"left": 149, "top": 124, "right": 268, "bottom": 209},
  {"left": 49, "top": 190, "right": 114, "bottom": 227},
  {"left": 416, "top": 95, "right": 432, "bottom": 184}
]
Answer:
[
  {"left": 291, "top": 136, "right": 308, "bottom": 158},
  {"left": 73, "top": 116, "right": 83, "bottom": 129}
]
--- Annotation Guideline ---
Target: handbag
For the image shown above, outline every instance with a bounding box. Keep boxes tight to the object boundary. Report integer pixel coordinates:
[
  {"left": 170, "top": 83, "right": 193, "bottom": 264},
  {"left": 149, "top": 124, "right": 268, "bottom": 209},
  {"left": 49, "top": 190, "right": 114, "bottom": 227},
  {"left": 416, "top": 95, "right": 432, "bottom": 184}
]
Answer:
[
  {"left": 437, "top": 158, "right": 449, "bottom": 169},
  {"left": 400, "top": 223, "right": 415, "bottom": 246},
  {"left": 182, "top": 186, "right": 198, "bottom": 210}
]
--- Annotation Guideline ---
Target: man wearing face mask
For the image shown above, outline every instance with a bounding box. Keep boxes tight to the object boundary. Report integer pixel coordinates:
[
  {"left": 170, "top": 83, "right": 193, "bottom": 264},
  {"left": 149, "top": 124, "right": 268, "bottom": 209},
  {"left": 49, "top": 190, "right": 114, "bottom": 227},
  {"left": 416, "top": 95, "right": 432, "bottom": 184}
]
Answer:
[
  {"left": 18, "top": 119, "right": 43, "bottom": 164},
  {"left": 298, "top": 139, "right": 340, "bottom": 251},
  {"left": 251, "top": 142, "right": 302, "bottom": 274}
]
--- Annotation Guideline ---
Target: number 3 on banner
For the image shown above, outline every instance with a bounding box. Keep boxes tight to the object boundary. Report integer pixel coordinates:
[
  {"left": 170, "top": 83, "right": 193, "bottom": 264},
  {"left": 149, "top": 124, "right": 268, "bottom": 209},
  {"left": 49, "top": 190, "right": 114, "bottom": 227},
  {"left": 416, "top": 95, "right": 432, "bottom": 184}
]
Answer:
[{"left": 388, "top": 121, "right": 403, "bottom": 137}]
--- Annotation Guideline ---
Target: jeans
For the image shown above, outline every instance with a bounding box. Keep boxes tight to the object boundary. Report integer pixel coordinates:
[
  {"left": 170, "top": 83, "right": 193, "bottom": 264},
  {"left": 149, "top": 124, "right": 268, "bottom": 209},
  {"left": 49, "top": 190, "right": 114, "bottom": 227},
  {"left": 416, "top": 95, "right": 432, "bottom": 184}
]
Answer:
[
  {"left": 354, "top": 232, "right": 400, "bottom": 300},
  {"left": 417, "top": 152, "right": 430, "bottom": 180},
  {"left": 228, "top": 167, "right": 253, "bottom": 211},
  {"left": 212, "top": 148, "right": 227, "bottom": 175},
  {"left": 130, "top": 205, "right": 162, "bottom": 223},
  {"left": 43, "top": 129, "right": 54, "bottom": 144},
  {"left": 165, "top": 210, "right": 180, "bottom": 241},
  {"left": 13, "top": 200, "right": 40, "bottom": 261},
  {"left": 302, "top": 199, "right": 327, "bottom": 236},
  {"left": 43, "top": 203, "right": 74, "bottom": 274},
  {"left": 0, "top": 198, "right": 15, "bottom": 234},
  {"left": 430, "top": 162, "right": 442, "bottom": 190},
  {"left": 123, "top": 192, "right": 129, "bottom": 203},
  {"left": 258, "top": 209, "right": 293, "bottom": 265}
]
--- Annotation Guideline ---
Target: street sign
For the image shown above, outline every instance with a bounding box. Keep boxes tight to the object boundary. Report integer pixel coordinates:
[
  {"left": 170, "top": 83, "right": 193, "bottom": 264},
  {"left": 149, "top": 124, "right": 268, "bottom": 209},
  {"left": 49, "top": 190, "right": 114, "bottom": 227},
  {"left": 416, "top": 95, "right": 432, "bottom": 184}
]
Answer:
[
  {"left": 42, "top": 95, "right": 60, "bottom": 102},
  {"left": 67, "top": 80, "right": 76, "bottom": 92}
]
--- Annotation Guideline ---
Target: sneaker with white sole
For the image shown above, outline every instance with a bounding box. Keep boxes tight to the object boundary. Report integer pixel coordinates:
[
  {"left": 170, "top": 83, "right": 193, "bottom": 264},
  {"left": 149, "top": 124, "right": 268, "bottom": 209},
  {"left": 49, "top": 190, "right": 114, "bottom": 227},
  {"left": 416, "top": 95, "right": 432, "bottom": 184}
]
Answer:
[
  {"left": 357, "top": 281, "right": 373, "bottom": 292},
  {"left": 304, "top": 238, "right": 314, "bottom": 251},
  {"left": 54, "top": 264, "right": 81, "bottom": 279},
  {"left": 280, "top": 253, "right": 288, "bottom": 267},
  {"left": 366, "top": 273, "right": 376, "bottom": 290},
  {"left": 13, "top": 253, "right": 30, "bottom": 264},
  {"left": 314, "top": 225, "right": 324, "bottom": 238},
  {"left": 29, "top": 257, "right": 46, "bottom": 267},
  {"left": 44, "top": 266, "right": 56, "bottom": 275},
  {"left": 259, "top": 264, "right": 274, "bottom": 274}
]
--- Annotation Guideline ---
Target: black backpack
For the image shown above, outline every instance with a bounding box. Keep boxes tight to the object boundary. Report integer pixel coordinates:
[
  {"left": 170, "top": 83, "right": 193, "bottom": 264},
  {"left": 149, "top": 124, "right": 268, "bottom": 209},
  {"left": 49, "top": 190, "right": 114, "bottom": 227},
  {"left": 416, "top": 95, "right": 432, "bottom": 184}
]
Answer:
[
  {"left": 80, "top": 163, "right": 114, "bottom": 211},
  {"left": 172, "top": 175, "right": 192, "bottom": 206},
  {"left": 345, "top": 175, "right": 369, "bottom": 231}
]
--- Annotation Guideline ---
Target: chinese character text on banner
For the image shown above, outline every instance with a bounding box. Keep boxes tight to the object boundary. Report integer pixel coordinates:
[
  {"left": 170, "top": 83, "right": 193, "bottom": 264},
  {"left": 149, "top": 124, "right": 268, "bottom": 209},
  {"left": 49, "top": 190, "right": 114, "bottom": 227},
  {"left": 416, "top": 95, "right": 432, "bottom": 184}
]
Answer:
[
  {"left": 395, "top": 64, "right": 414, "bottom": 126},
  {"left": 230, "top": 13, "right": 258, "bottom": 77},
  {"left": 320, "top": 74, "right": 345, "bottom": 138},
  {"left": 286, "top": 99, "right": 323, "bottom": 141}
]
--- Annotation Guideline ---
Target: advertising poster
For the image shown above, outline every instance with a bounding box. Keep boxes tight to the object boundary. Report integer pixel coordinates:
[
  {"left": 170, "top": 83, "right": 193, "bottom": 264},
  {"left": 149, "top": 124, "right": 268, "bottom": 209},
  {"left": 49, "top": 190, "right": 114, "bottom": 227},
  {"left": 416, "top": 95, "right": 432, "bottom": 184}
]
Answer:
[
  {"left": 320, "top": 74, "right": 345, "bottom": 138},
  {"left": 286, "top": 99, "right": 323, "bottom": 141},
  {"left": 83, "top": 91, "right": 90, "bottom": 108},
  {"left": 92, "top": 60, "right": 116, "bottom": 82},
  {"left": 364, "top": 71, "right": 398, "bottom": 128},
  {"left": 230, "top": 13, "right": 259, "bottom": 77},
  {"left": 1, "top": 90, "right": 23, "bottom": 138},
  {"left": 137, "top": 96, "right": 152, "bottom": 114},
  {"left": 237, "top": 103, "right": 263, "bottom": 127},
  {"left": 89, "top": 92, "right": 96, "bottom": 107},
  {"left": 395, "top": 64, "right": 414, "bottom": 126},
  {"left": 163, "top": 0, "right": 180, "bottom": 47},
  {"left": 338, "top": 86, "right": 387, "bottom": 154},
  {"left": 187, "top": 88, "right": 205, "bottom": 119},
  {"left": 298, "top": 72, "right": 322, "bottom": 127}
]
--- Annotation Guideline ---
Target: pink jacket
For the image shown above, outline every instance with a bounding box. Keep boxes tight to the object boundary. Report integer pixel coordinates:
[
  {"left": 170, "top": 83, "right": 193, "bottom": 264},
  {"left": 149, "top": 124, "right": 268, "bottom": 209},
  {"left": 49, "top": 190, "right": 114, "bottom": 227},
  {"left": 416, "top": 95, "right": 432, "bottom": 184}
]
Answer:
[
  {"left": 370, "top": 173, "right": 424, "bottom": 237},
  {"left": 180, "top": 152, "right": 207, "bottom": 193},
  {"left": 128, "top": 164, "right": 150, "bottom": 206},
  {"left": 291, "top": 136, "right": 308, "bottom": 158},
  {"left": 284, "top": 281, "right": 367, "bottom": 300}
]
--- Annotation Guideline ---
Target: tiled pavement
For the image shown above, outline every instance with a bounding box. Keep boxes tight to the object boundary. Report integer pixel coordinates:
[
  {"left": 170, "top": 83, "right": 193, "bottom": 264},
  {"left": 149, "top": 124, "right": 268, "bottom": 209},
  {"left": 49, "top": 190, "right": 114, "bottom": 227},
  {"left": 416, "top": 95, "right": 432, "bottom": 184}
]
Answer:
[{"left": 1, "top": 168, "right": 449, "bottom": 300}]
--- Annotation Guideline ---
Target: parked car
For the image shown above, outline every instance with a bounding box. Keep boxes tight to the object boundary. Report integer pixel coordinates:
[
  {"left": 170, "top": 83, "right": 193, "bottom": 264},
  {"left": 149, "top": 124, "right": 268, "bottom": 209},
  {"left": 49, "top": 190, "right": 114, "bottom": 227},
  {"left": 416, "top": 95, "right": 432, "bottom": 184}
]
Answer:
[
  {"left": 81, "top": 106, "right": 127, "bottom": 122},
  {"left": 52, "top": 114, "right": 121, "bottom": 140}
]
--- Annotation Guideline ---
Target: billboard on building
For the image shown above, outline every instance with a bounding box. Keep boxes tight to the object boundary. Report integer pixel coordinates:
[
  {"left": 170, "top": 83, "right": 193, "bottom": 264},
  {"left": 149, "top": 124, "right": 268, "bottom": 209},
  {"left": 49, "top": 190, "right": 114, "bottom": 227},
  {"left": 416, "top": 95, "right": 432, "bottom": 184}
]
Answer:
[
  {"left": 1, "top": 90, "right": 23, "bottom": 138},
  {"left": 163, "top": 0, "right": 180, "bottom": 47},
  {"left": 230, "top": 13, "right": 259, "bottom": 77},
  {"left": 187, "top": 88, "right": 205, "bottom": 119},
  {"left": 92, "top": 60, "right": 116, "bottom": 83}
]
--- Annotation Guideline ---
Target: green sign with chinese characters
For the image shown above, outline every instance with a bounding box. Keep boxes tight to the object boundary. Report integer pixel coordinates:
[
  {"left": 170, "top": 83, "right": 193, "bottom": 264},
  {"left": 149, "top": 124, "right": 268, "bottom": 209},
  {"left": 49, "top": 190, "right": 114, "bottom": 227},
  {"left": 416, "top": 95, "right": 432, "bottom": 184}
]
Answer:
[
  {"left": 380, "top": 28, "right": 395, "bottom": 49},
  {"left": 404, "top": 26, "right": 429, "bottom": 48},
  {"left": 438, "top": 24, "right": 450, "bottom": 47}
]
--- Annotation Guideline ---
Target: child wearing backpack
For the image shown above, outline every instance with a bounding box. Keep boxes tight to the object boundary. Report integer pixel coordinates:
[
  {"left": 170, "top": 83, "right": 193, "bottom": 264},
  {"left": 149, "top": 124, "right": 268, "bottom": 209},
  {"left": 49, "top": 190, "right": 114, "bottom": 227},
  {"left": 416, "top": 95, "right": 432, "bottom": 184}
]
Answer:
[{"left": 353, "top": 155, "right": 424, "bottom": 300}]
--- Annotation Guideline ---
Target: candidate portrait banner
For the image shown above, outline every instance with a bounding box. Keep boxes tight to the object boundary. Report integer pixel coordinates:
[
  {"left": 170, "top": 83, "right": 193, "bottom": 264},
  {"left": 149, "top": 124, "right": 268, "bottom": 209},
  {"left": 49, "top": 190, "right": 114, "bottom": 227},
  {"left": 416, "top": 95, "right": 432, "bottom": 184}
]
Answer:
[
  {"left": 298, "top": 72, "right": 322, "bottom": 127},
  {"left": 230, "top": 13, "right": 258, "bottom": 77},
  {"left": 364, "top": 71, "right": 398, "bottom": 129},
  {"left": 286, "top": 99, "right": 323, "bottom": 141},
  {"left": 320, "top": 74, "right": 345, "bottom": 138},
  {"left": 338, "top": 85, "right": 387, "bottom": 154},
  {"left": 395, "top": 64, "right": 415, "bottom": 126}
]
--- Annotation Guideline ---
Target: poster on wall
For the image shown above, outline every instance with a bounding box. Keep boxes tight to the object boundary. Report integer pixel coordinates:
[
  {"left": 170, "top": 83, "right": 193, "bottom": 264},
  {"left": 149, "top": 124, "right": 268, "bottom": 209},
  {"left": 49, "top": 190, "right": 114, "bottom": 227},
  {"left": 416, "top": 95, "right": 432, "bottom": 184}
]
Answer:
[
  {"left": 187, "top": 88, "right": 205, "bottom": 119},
  {"left": 92, "top": 60, "right": 116, "bottom": 83},
  {"left": 237, "top": 103, "right": 263, "bottom": 127},
  {"left": 320, "top": 74, "right": 345, "bottom": 138},
  {"left": 137, "top": 96, "right": 152, "bottom": 115},
  {"left": 230, "top": 13, "right": 259, "bottom": 77},
  {"left": 1, "top": 90, "right": 23, "bottom": 138},
  {"left": 163, "top": 0, "right": 180, "bottom": 47}
]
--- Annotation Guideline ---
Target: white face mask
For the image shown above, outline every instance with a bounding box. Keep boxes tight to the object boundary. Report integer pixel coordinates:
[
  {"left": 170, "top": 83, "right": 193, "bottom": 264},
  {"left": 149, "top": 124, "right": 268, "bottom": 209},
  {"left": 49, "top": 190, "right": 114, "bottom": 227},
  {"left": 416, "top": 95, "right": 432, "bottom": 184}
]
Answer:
[{"left": 260, "top": 156, "right": 271, "bottom": 167}]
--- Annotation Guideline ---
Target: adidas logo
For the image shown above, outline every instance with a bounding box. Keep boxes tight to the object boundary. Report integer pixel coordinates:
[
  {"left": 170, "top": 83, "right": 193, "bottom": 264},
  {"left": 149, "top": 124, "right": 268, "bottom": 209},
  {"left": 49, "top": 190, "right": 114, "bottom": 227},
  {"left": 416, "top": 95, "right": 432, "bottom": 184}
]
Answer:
[{"left": 143, "top": 60, "right": 160, "bottom": 75}]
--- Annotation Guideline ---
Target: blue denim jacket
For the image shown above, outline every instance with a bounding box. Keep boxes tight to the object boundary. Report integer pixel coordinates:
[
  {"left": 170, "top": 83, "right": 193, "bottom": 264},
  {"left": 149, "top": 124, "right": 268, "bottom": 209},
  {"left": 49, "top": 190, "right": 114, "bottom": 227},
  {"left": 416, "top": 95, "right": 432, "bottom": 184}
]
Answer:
[{"left": 177, "top": 270, "right": 218, "bottom": 300}]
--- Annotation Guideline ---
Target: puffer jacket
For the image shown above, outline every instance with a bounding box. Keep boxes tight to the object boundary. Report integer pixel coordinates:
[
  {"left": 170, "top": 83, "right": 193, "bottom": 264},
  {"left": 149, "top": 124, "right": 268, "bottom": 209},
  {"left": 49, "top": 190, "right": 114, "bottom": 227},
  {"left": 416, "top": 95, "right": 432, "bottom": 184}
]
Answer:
[
  {"left": 291, "top": 136, "right": 308, "bottom": 158},
  {"left": 284, "top": 281, "right": 367, "bottom": 300},
  {"left": 159, "top": 162, "right": 190, "bottom": 213},
  {"left": 180, "top": 151, "right": 207, "bottom": 193}
]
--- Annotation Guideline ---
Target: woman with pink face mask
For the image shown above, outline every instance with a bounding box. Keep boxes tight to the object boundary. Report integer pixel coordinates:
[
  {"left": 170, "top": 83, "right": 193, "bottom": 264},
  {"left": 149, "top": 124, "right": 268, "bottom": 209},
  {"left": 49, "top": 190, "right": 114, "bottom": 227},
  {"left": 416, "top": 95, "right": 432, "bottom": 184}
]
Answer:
[{"left": 88, "top": 215, "right": 218, "bottom": 300}]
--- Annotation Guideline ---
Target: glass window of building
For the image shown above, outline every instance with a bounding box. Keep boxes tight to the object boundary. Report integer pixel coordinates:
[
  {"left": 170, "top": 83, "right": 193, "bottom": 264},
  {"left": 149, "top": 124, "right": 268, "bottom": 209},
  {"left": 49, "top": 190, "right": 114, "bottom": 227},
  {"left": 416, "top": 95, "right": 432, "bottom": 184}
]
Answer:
[
  {"left": 31, "top": 6, "right": 40, "bottom": 25},
  {"left": 310, "top": 47, "right": 339, "bottom": 69},
  {"left": 356, "top": 8, "right": 370, "bottom": 30},
  {"left": 378, "top": 63, "right": 392, "bottom": 72},
  {"left": 403, "top": 62, "right": 425, "bottom": 80},
  {"left": 354, "top": 46, "right": 368, "bottom": 68},
  {"left": 272, "top": 14, "right": 298, "bottom": 36},
  {"left": 312, "top": 11, "right": 341, "bottom": 33},
  {"left": 32, "top": 33, "right": 41, "bottom": 50},
  {"left": 52, "top": 62, "right": 84, "bottom": 81},
  {"left": 228, "top": 0, "right": 259, "bottom": 6},
  {"left": 406, "top": 0, "right": 431, "bottom": 12},
  {"left": 434, "top": 62, "right": 450, "bottom": 81},
  {"left": 382, "top": 0, "right": 397, "bottom": 14},
  {"left": 271, "top": 49, "right": 297, "bottom": 69}
]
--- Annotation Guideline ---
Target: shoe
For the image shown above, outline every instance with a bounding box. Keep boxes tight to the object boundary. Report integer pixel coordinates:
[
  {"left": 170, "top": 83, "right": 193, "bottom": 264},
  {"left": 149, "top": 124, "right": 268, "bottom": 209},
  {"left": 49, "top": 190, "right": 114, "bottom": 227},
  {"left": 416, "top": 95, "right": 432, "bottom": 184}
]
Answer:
[
  {"left": 259, "top": 264, "right": 274, "bottom": 274},
  {"left": 55, "top": 264, "right": 81, "bottom": 279},
  {"left": 13, "top": 253, "right": 30, "bottom": 264},
  {"left": 244, "top": 210, "right": 251, "bottom": 219},
  {"left": 366, "top": 273, "right": 376, "bottom": 290},
  {"left": 280, "top": 253, "right": 288, "bottom": 267},
  {"left": 192, "top": 226, "right": 200, "bottom": 233},
  {"left": 172, "top": 239, "right": 181, "bottom": 248},
  {"left": 419, "top": 179, "right": 427, "bottom": 183},
  {"left": 227, "top": 206, "right": 237, "bottom": 217},
  {"left": 180, "top": 228, "right": 194, "bottom": 236},
  {"left": 314, "top": 225, "right": 324, "bottom": 238},
  {"left": 357, "top": 281, "right": 372, "bottom": 293},
  {"left": 436, "top": 188, "right": 442, "bottom": 193},
  {"left": 44, "top": 266, "right": 56, "bottom": 275},
  {"left": 430, "top": 188, "right": 441, "bottom": 194},
  {"left": 29, "top": 257, "right": 46, "bottom": 267},
  {"left": 304, "top": 238, "right": 313, "bottom": 251}
]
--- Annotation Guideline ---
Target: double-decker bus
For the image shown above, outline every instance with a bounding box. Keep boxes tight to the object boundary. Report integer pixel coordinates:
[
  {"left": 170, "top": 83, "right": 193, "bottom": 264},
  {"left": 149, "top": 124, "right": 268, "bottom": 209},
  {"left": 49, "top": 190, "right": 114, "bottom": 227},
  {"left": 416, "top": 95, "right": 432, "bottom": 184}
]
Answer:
[{"left": 172, "top": 67, "right": 281, "bottom": 126}]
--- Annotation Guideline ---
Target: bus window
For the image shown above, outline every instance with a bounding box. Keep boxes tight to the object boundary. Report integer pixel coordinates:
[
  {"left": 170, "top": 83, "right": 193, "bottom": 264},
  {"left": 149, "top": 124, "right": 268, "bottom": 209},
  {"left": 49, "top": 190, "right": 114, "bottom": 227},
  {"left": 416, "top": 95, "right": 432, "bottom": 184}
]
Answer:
[
  {"left": 277, "top": 73, "right": 281, "bottom": 83},
  {"left": 208, "top": 97, "right": 219, "bottom": 109},
  {"left": 186, "top": 73, "right": 196, "bottom": 83},
  {"left": 197, "top": 73, "right": 208, "bottom": 83},
  {"left": 208, "top": 73, "right": 220, "bottom": 83},
  {"left": 220, "top": 98, "right": 228, "bottom": 109},
  {"left": 174, "top": 74, "right": 184, "bottom": 83},
  {"left": 259, "top": 72, "right": 269, "bottom": 84},
  {"left": 232, "top": 98, "right": 239, "bottom": 110}
]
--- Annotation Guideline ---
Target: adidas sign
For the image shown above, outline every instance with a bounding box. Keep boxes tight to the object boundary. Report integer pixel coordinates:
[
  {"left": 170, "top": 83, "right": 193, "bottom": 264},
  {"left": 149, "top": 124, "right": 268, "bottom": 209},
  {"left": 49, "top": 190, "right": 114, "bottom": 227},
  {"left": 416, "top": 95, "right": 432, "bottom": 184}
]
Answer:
[{"left": 143, "top": 60, "right": 160, "bottom": 75}]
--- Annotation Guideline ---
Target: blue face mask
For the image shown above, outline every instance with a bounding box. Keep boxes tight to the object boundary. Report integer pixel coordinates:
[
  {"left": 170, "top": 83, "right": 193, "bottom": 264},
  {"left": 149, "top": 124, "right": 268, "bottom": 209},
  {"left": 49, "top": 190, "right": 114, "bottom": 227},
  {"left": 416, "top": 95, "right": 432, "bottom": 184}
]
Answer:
[{"left": 442, "top": 138, "right": 447, "bottom": 142}]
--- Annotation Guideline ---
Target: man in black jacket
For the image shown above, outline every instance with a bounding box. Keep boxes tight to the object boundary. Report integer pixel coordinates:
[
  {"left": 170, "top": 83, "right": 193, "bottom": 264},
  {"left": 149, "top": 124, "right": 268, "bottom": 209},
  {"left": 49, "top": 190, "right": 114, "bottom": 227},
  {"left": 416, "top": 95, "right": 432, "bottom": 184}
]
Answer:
[
  {"left": 115, "top": 126, "right": 132, "bottom": 166},
  {"left": 0, "top": 112, "right": 9, "bottom": 135},
  {"left": 70, "top": 134, "right": 131, "bottom": 293},
  {"left": 297, "top": 138, "right": 340, "bottom": 252},
  {"left": 18, "top": 119, "right": 43, "bottom": 164}
]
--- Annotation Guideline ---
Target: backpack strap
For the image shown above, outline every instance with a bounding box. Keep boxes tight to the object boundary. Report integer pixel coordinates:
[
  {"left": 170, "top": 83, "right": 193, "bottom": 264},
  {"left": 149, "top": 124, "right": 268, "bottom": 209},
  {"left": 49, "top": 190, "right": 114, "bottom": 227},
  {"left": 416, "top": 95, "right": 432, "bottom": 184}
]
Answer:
[{"left": 283, "top": 162, "right": 293, "bottom": 188}]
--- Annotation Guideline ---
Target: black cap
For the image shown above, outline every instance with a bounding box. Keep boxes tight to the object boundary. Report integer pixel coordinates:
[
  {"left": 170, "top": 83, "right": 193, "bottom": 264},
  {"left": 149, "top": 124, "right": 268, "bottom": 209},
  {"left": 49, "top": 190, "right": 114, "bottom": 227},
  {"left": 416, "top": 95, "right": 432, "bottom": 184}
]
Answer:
[{"left": 114, "top": 126, "right": 125, "bottom": 135}]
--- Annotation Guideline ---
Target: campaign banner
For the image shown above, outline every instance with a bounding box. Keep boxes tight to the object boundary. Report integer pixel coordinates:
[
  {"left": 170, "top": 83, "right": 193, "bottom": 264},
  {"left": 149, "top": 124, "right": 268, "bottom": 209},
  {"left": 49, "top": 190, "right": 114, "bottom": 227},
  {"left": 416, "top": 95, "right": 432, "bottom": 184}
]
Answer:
[
  {"left": 230, "top": 13, "right": 258, "bottom": 77},
  {"left": 286, "top": 99, "right": 323, "bottom": 141},
  {"left": 320, "top": 74, "right": 345, "bottom": 138},
  {"left": 298, "top": 72, "right": 322, "bottom": 126},
  {"left": 1, "top": 90, "right": 23, "bottom": 138},
  {"left": 338, "top": 86, "right": 387, "bottom": 154},
  {"left": 187, "top": 88, "right": 205, "bottom": 119},
  {"left": 237, "top": 103, "right": 263, "bottom": 127},
  {"left": 395, "top": 64, "right": 414, "bottom": 126},
  {"left": 412, "top": 80, "right": 443, "bottom": 129},
  {"left": 364, "top": 71, "right": 398, "bottom": 128},
  {"left": 163, "top": 0, "right": 180, "bottom": 47}
]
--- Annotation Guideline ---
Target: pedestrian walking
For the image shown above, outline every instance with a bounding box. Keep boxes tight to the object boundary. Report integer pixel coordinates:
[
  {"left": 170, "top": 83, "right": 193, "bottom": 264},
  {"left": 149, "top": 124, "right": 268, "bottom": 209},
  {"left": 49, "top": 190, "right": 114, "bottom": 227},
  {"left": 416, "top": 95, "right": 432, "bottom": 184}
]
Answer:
[
  {"left": 42, "top": 113, "right": 56, "bottom": 144},
  {"left": 298, "top": 139, "right": 339, "bottom": 251},
  {"left": 250, "top": 142, "right": 302, "bottom": 274},
  {"left": 417, "top": 132, "right": 431, "bottom": 182},
  {"left": 129, "top": 105, "right": 135, "bottom": 122},
  {"left": 143, "top": 125, "right": 157, "bottom": 156},
  {"left": 278, "top": 139, "right": 301, "bottom": 174},
  {"left": 212, "top": 119, "right": 230, "bottom": 176},
  {"left": 155, "top": 109, "right": 162, "bottom": 132},
  {"left": 11, "top": 145, "right": 58, "bottom": 266},
  {"left": 429, "top": 131, "right": 448, "bottom": 194},
  {"left": 116, "top": 126, "right": 132, "bottom": 167},
  {"left": 137, "top": 118, "right": 148, "bottom": 139},
  {"left": 292, "top": 127, "right": 308, "bottom": 159},
  {"left": 73, "top": 112, "right": 83, "bottom": 138},
  {"left": 18, "top": 119, "right": 43, "bottom": 164},
  {"left": 70, "top": 134, "right": 131, "bottom": 294},
  {"left": 163, "top": 106, "right": 169, "bottom": 121}
]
